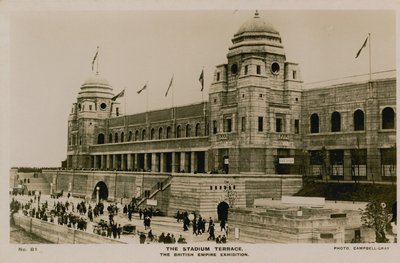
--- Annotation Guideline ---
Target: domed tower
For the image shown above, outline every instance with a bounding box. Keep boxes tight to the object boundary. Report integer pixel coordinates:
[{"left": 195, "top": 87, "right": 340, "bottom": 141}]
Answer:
[
  {"left": 67, "top": 75, "right": 121, "bottom": 169},
  {"left": 209, "top": 11, "right": 303, "bottom": 174}
]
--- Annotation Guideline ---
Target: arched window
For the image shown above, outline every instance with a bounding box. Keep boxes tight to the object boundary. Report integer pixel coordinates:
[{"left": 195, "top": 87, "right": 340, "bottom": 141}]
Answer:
[
  {"left": 128, "top": 131, "right": 132, "bottom": 141},
  {"left": 115, "top": 133, "right": 119, "bottom": 143},
  {"left": 310, "top": 113, "right": 319, "bottom": 133},
  {"left": 166, "top": 126, "right": 171, "bottom": 139},
  {"left": 150, "top": 128, "right": 155, "bottom": 140},
  {"left": 142, "top": 129, "right": 146, "bottom": 140},
  {"left": 135, "top": 130, "right": 139, "bottom": 141},
  {"left": 186, "top": 124, "right": 191, "bottom": 137},
  {"left": 158, "top": 127, "right": 163, "bottom": 139},
  {"left": 121, "top": 132, "right": 124, "bottom": 142},
  {"left": 331, "top": 111, "right": 341, "bottom": 132},
  {"left": 195, "top": 123, "right": 201, "bottom": 136},
  {"left": 97, "top": 133, "right": 105, "bottom": 144},
  {"left": 354, "top": 110, "right": 365, "bottom": 131},
  {"left": 176, "top": 125, "right": 181, "bottom": 138},
  {"left": 382, "top": 107, "right": 395, "bottom": 129},
  {"left": 109, "top": 133, "right": 113, "bottom": 143}
]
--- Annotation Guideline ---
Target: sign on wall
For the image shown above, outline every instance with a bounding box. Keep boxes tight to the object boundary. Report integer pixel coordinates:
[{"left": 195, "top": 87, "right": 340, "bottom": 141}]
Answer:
[{"left": 279, "top": 157, "right": 294, "bottom": 164}]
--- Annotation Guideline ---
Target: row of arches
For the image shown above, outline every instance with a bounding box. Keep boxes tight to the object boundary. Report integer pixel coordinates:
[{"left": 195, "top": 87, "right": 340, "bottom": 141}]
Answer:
[
  {"left": 310, "top": 107, "right": 395, "bottom": 134},
  {"left": 98, "top": 123, "right": 204, "bottom": 144}
]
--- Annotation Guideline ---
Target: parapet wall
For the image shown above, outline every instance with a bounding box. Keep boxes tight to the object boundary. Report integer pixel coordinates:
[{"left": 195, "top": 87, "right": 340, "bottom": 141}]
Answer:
[{"left": 12, "top": 213, "right": 125, "bottom": 244}]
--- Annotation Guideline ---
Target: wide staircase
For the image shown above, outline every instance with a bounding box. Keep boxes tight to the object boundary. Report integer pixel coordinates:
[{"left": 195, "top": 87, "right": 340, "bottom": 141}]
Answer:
[
  {"left": 136, "top": 176, "right": 172, "bottom": 207},
  {"left": 19, "top": 173, "right": 51, "bottom": 195}
]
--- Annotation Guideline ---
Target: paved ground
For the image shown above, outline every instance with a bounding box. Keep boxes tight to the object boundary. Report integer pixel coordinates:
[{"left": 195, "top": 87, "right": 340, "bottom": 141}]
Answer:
[{"left": 10, "top": 194, "right": 229, "bottom": 244}]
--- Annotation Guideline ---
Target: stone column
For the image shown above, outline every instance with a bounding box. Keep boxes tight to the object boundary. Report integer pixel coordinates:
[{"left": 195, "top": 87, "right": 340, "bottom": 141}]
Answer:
[
  {"left": 180, "top": 152, "right": 186, "bottom": 173},
  {"left": 160, "top": 153, "right": 165, "bottom": 173},
  {"left": 122, "top": 154, "right": 127, "bottom": 171},
  {"left": 343, "top": 149, "right": 352, "bottom": 181},
  {"left": 106, "top": 155, "right": 110, "bottom": 170},
  {"left": 204, "top": 151, "right": 209, "bottom": 173},
  {"left": 172, "top": 152, "right": 176, "bottom": 173},
  {"left": 127, "top": 154, "right": 132, "bottom": 170},
  {"left": 113, "top": 155, "right": 117, "bottom": 170},
  {"left": 191, "top": 152, "right": 196, "bottom": 173},
  {"left": 152, "top": 153, "right": 157, "bottom": 172},
  {"left": 134, "top": 153, "right": 139, "bottom": 170},
  {"left": 144, "top": 153, "right": 148, "bottom": 171},
  {"left": 93, "top": 156, "right": 97, "bottom": 169},
  {"left": 101, "top": 155, "right": 105, "bottom": 170}
]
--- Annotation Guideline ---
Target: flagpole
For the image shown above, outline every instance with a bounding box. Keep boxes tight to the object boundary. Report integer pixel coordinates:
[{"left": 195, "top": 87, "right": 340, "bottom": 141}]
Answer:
[
  {"left": 146, "top": 83, "right": 149, "bottom": 113},
  {"left": 124, "top": 87, "right": 127, "bottom": 115},
  {"left": 368, "top": 33, "right": 371, "bottom": 81},
  {"left": 172, "top": 75, "right": 175, "bottom": 108},
  {"left": 96, "top": 46, "right": 99, "bottom": 75},
  {"left": 201, "top": 67, "right": 204, "bottom": 103}
]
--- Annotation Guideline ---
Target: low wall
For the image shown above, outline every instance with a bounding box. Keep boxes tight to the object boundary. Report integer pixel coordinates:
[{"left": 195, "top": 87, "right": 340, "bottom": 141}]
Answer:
[
  {"left": 228, "top": 208, "right": 358, "bottom": 243},
  {"left": 13, "top": 213, "right": 125, "bottom": 244}
]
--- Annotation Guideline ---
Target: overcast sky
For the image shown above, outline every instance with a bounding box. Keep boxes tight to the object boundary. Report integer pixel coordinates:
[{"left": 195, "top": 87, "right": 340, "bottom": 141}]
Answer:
[{"left": 7, "top": 9, "right": 396, "bottom": 167}]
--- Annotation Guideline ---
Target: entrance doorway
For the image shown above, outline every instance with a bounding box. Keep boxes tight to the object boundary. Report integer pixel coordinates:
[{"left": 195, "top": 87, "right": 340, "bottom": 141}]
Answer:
[
  {"left": 217, "top": 201, "right": 229, "bottom": 222},
  {"left": 92, "top": 181, "right": 109, "bottom": 200}
]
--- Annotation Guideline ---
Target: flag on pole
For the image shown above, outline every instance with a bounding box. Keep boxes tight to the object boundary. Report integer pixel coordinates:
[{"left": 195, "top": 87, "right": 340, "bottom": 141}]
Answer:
[
  {"left": 355, "top": 36, "right": 368, "bottom": 58},
  {"left": 137, "top": 83, "right": 147, "bottom": 94},
  {"left": 111, "top": 89, "right": 125, "bottom": 101},
  {"left": 92, "top": 46, "right": 99, "bottom": 71},
  {"left": 199, "top": 69, "right": 204, "bottom": 91},
  {"left": 165, "top": 76, "right": 174, "bottom": 96}
]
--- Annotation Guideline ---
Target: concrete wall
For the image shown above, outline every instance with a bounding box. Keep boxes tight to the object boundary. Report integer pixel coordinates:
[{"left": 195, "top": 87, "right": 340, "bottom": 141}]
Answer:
[{"left": 13, "top": 213, "right": 125, "bottom": 244}]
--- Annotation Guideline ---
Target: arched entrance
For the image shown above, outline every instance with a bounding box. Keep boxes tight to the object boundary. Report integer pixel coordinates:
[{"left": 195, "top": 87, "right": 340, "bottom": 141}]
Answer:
[
  {"left": 217, "top": 201, "right": 229, "bottom": 222},
  {"left": 92, "top": 181, "right": 108, "bottom": 201}
]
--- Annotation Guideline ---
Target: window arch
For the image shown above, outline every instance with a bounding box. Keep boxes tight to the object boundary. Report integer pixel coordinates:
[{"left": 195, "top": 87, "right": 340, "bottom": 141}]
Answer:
[
  {"left": 166, "top": 126, "right": 171, "bottom": 139},
  {"left": 354, "top": 109, "right": 365, "bottom": 131},
  {"left": 176, "top": 125, "right": 182, "bottom": 138},
  {"left": 382, "top": 107, "right": 395, "bottom": 129},
  {"left": 195, "top": 123, "right": 201, "bottom": 136},
  {"left": 120, "top": 132, "right": 124, "bottom": 142},
  {"left": 150, "top": 128, "right": 155, "bottom": 140},
  {"left": 115, "top": 132, "right": 119, "bottom": 143},
  {"left": 310, "top": 113, "right": 319, "bottom": 133},
  {"left": 331, "top": 111, "right": 341, "bottom": 132},
  {"left": 109, "top": 133, "right": 113, "bottom": 143},
  {"left": 158, "top": 127, "right": 163, "bottom": 139},
  {"left": 142, "top": 129, "right": 146, "bottom": 140},
  {"left": 128, "top": 131, "right": 133, "bottom": 141},
  {"left": 186, "top": 124, "right": 191, "bottom": 137},
  {"left": 135, "top": 130, "right": 139, "bottom": 141},
  {"left": 97, "top": 133, "right": 105, "bottom": 144}
]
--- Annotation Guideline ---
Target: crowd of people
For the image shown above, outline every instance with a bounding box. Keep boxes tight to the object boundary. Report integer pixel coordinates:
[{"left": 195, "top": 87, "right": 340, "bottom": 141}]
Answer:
[{"left": 11, "top": 195, "right": 230, "bottom": 244}]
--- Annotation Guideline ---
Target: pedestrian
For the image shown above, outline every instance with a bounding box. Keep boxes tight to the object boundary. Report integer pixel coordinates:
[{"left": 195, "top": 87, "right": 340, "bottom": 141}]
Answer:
[
  {"left": 139, "top": 232, "right": 146, "bottom": 244},
  {"left": 221, "top": 234, "right": 227, "bottom": 243},
  {"left": 208, "top": 223, "right": 215, "bottom": 241},
  {"left": 216, "top": 235, "right": 221, "bottom": 243}
]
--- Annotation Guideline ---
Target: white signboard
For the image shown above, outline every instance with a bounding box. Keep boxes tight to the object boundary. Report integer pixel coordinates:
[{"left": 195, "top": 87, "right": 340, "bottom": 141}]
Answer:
[
  {"left": 224, "top": 158, "right": 229, "bottom": 164},
  {"left": 146, "top": 199, "right": 157, "bottom": 206},
  {"left": 279, "top": 157, "right": 294, "bottom": 164}
]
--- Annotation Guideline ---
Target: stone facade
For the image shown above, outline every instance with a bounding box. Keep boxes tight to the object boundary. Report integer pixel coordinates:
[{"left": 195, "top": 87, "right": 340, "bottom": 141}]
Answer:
[{"left": 42, "top": 12, "right": 395, "bottom": 217}]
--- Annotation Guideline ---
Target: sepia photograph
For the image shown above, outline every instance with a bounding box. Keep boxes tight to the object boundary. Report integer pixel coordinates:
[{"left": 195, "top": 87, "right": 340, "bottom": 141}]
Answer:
[{"left": 1, "top": 1, "right": 399, "bottom": 262}]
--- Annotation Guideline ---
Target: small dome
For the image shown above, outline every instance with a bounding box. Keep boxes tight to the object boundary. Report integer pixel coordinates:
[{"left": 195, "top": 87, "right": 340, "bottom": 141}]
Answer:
[
  {"left": 235, "top": 11, "right": 278, "bottom": 35},
  {"left": 78, "top": 74, "right": 114, "bottom": 99},
  {"left": 82, "top": 75, "right": 110, "bottom": 87}
]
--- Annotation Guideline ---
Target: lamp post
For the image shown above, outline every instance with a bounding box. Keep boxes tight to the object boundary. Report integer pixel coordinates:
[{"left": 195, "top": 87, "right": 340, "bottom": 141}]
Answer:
[{"left": 96, "top": 186, "right": 100, "bottom": 204}]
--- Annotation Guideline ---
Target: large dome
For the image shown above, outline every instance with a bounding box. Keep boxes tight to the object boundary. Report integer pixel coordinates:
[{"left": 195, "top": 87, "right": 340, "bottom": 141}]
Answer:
[{"left": 235, "top": 11, "right": 278, "bottom": 36}]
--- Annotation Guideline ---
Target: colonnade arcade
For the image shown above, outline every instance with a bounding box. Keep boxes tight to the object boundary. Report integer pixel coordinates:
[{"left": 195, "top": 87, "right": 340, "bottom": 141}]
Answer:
[{"left": 90, "top": 151, "right": 208, "bottom": 174}]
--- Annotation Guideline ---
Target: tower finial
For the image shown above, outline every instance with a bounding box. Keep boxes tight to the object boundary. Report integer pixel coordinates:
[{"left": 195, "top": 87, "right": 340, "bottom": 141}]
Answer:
[{"left": 254, "top": 10, "right": 259, "bottom": 18}]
